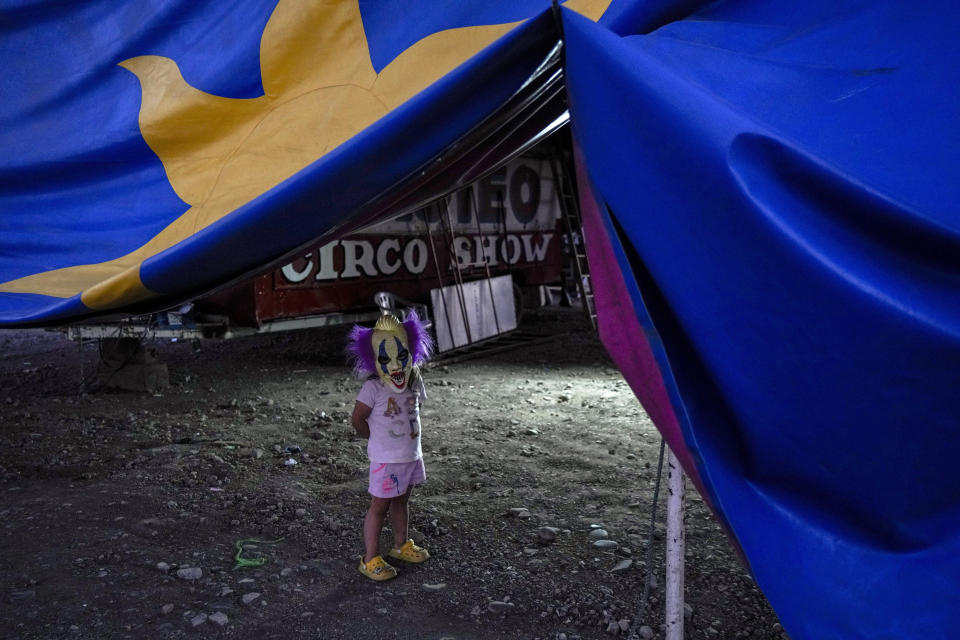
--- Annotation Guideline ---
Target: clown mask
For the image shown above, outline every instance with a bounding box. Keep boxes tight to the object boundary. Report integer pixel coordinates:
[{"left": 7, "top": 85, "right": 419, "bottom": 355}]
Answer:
[{"left": 371, "top": 314, "right": 412, "bottom": 393}]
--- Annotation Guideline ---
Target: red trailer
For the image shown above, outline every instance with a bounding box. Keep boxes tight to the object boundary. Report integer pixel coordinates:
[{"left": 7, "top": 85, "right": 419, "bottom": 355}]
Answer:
[{"left": 197, "top": 147, "right": 567, "bottom": 332}]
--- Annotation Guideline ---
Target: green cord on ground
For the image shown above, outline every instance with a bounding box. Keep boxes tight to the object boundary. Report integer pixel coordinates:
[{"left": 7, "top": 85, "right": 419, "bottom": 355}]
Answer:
[{"left": 233, "top": 537, "right": 285, "bottom": 570}]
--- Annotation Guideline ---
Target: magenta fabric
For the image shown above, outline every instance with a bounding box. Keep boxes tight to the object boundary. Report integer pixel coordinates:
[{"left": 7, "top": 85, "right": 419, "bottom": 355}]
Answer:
[{"left": 573, "top": 144, "right": 704, "bottom": 493}]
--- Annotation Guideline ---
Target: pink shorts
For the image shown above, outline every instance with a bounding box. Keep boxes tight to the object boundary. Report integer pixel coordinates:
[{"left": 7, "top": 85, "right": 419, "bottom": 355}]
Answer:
[{"left": 368, "top": 458, "right": 426, "bottom": 498}]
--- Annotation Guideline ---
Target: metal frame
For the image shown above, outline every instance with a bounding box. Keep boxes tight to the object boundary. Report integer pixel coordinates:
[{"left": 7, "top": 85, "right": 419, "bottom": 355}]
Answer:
[{"left": 64, "top": 310, "right": 380, "bottom": 342}]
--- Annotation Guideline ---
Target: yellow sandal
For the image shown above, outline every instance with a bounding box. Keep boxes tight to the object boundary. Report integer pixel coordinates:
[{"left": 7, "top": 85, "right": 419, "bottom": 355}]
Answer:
[
  {"left": 387, "top": 539, "right": 430, "bottom": 564},
  {"left": 358, "top": 555, "right": 398, "bottom": 581}
]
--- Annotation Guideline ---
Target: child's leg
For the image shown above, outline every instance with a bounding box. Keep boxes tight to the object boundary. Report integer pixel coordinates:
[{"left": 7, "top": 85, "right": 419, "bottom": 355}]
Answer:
[
  {"left": 389, "top": 487, "right": 412, "bottom": 549},
  {"left": 363, "top": 496, "right": 391, "bottom": 562}
]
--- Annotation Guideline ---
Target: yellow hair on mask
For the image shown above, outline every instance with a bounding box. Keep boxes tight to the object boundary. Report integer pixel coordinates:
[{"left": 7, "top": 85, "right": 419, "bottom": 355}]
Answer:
[{"left": 374, "top": 313, "right": 403, "bottom": 333}]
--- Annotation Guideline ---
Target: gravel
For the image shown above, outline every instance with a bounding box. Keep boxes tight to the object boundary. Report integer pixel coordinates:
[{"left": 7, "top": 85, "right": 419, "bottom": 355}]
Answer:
[{"left": 0, "top": 318, "right": 786, "bottom": 639}]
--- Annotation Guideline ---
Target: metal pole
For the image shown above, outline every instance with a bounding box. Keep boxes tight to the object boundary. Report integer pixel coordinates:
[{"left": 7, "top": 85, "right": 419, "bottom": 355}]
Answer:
[
  {"left": 78, "top": 334, "right": 84, "bottom": 393},
  {"left": 665, "top": 447, "right": 686, "bottom": 640},
  {"left": 470, "top": 187, "right": 502, "bottom": 336},
  {"left": 424, "top": 210, "right": 458, "bottom": 352},
  {"left": 440, "top": 196, "right": 473, "bottom": 344}
]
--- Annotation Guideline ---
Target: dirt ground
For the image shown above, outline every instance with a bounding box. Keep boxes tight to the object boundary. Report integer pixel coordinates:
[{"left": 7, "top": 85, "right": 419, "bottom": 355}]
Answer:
[{"left": 0, "top": 310, "right": 786, "bottom": 640}]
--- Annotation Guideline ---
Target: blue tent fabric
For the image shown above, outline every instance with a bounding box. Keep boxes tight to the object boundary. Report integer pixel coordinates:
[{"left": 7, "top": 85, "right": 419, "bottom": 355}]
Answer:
[
  {"left": 563, "top": 2, "right": 960, "bottom": 638},
  {"left": 136, "top": 10, "right": 563, "bottom": 303},
  {"left": 0, "top": 0, "right": 600, "bottom": 324},
  {"left": 3, "top": 1, "right": 960, "bottom": 637}
]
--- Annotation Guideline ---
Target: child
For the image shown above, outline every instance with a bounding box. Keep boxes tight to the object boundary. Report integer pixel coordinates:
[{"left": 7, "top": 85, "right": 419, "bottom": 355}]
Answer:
[{"left": 346, "top": 311, "right": 433, "bottom": 581}]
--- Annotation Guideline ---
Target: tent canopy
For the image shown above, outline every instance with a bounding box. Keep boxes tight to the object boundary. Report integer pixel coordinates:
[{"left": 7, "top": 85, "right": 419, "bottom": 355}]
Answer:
[{"left": 2, "top": 2, "right": 959, "bottom": 638}]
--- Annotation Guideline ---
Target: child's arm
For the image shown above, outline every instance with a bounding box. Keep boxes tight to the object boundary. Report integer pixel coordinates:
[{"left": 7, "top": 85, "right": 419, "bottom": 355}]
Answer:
[{"left": 351, "top": 401, "right": 373, "bottom": 438}]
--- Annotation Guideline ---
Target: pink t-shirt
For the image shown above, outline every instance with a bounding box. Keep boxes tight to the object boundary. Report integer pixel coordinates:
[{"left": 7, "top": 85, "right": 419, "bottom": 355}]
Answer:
[{"left": 356, "top": 377, "right": 425, "bottom": 463}]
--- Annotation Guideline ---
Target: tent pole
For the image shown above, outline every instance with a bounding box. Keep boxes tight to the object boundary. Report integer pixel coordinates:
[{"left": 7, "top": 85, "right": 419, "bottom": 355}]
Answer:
[{"left": 665, "top": 447, "right": 686, "bottom": 640}]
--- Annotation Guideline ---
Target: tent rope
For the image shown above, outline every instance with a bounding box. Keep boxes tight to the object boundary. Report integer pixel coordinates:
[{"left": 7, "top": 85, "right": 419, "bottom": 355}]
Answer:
[{"left": 627, "top": 437, "right": 667, "bottom": 640}]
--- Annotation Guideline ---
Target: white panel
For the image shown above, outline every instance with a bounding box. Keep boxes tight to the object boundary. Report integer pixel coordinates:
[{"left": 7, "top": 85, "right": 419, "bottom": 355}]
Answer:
[{"left": 430, "top": 275, "right": 516, "bottom": 352}]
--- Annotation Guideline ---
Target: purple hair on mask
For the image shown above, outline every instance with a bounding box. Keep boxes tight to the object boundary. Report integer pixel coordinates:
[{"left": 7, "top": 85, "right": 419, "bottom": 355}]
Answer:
[
  {"left": 403, "top": 309, "right": 433, "bottom": 366},
  {"left": 345, "top": 325, "right": 376, "bottom": 378}
]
